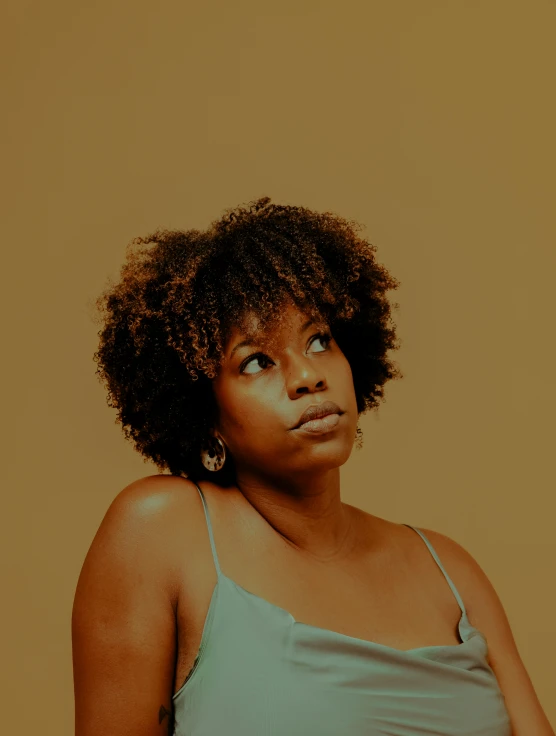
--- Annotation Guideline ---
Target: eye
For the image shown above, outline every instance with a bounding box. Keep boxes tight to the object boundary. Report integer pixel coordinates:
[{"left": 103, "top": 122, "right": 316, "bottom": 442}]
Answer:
[
  {"left": 309, "top": 331, "right": 332, "bottom": 352},
  {"left": 240, "top": 352, "right": 272, "bottom": 375}
]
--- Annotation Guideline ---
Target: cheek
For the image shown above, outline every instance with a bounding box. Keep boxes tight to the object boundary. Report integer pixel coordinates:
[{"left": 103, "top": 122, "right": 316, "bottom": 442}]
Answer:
[
  {"left": 222, "top": 390, "right": 276, "bottom": 433},
  {"left": 335, "top": 352, "right": 354, "bottom": 385},
  {"left": 336, "top": 357, "right": 358, "bottom": 409}
]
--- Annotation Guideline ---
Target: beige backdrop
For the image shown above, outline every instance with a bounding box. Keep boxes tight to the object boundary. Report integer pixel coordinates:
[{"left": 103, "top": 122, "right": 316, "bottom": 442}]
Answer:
[{"left": 3, "top": 0, "right": 555, "bottom": 732}]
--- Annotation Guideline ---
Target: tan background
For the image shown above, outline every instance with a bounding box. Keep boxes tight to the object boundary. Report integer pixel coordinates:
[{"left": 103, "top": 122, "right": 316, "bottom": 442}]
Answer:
[{"left": 2, "top": 0, "right": 554, "bottom": 732}]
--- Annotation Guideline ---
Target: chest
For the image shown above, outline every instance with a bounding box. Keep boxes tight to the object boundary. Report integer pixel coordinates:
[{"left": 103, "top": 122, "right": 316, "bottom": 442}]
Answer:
[{"left": 172, "top": 506, "right": 462, "bottom": 695}]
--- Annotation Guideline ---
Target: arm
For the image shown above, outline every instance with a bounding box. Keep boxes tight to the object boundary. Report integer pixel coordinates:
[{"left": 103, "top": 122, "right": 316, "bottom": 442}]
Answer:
[
  {"left": 423, "top": 528, "right": 555, "bottom": 736},
  {"left": 72, "top": 478, "right": 183, "bottom": 736}
]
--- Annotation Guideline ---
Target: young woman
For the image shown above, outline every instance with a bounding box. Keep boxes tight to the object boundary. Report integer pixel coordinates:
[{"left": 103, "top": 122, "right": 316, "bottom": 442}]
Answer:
[{"left": 72, "top": 197, "right": 553, "bottom": 735}]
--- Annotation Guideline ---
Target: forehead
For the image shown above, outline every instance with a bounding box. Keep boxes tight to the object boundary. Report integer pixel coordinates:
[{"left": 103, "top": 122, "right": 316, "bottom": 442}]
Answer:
[{"left": 225, "top": 302, "right": 325, "bottom": 345}]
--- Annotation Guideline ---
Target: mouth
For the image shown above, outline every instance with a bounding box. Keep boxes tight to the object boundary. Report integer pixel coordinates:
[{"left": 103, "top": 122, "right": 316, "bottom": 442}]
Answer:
[{"left": 292, "top": 400, "right": 344, "bottom": 430}]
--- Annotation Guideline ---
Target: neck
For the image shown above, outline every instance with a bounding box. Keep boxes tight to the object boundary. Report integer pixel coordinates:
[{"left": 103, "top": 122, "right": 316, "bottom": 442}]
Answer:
[{"left": 233, "top": 467, "right": 356, "bottom": 562}]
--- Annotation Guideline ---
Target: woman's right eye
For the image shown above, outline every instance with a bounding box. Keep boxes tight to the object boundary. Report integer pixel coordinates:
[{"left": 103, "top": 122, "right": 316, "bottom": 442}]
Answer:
[{"left": 240, "top": 353, "right": 271, "bottom": 375}]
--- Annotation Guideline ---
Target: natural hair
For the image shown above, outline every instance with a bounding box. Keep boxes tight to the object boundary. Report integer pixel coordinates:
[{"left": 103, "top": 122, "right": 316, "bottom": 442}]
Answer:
[{"left": 93, "top": 196, "right": 402, "bottom": 485}]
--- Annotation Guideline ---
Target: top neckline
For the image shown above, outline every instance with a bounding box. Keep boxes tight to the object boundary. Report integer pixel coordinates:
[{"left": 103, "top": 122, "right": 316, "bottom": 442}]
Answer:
[{"left": 216, "top": 569, "right": 484, "bottom": 656}]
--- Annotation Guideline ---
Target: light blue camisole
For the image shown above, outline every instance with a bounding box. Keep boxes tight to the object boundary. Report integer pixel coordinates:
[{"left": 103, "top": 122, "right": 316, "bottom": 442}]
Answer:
[{"left": 172, "top": 482, "right": 512, "bottom": 735}]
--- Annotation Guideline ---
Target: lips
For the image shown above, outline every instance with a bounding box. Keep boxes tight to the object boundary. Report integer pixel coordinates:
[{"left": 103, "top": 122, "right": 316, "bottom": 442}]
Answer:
[{"left": 293, "top": 400, "right": 343, "bottom": 429}]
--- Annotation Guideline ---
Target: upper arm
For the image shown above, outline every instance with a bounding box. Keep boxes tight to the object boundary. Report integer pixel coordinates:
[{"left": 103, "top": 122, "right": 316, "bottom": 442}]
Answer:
[
  {"left": 72, "top": 477, "right": 188, "bottom": 736},
  {"left": 422, "top": 528, "right": 555, "bottom": 736}
]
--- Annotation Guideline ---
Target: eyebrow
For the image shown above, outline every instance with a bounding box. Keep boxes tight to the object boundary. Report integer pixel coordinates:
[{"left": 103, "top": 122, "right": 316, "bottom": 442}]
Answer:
[{"left": 230, "top": 319, "right": 316, "bottom": 359}]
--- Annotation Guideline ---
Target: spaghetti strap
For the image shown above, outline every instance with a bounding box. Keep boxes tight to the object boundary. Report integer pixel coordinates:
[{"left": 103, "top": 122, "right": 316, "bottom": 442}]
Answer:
[
  {"left": 191, "top": 480, "right": 222, "bottom": 577},
  {"left": 403, "top": 524, "right": 467, "bottom": 617}
]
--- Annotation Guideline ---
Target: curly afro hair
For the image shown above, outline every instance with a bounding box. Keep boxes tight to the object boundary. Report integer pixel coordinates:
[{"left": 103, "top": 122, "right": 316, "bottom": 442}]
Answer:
[{"left": 93, "top": 196, "right": 402, "bottom": 485}]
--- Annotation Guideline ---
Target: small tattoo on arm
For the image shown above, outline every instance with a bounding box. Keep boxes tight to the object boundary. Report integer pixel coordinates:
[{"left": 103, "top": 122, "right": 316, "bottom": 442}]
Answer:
[{"left": 159, "top": 704, "right": 175, "bottom": 733}]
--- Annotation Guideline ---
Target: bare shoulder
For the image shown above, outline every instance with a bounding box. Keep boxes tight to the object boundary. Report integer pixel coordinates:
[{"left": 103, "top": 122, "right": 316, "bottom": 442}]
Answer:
[
  {"left": 406, "top": 527, "right": 483, "bottom": 611},
  {"left": 109, "top": 473, "right": 199, "bottom": 515},
  {"left": 414, "top": 526, "right": 555, "bottom": 735},
  {"left": 102, "top": 473, "right": 201, "bottom": 531},
  {"left": 410, "top": 525, "right": 518, "bottom": 642},
  {"left": 85, "top": 474, "right": 202, "bottom": 601},
  {"left": 72, "top": 474, "right": 205, "bottom": 736}
]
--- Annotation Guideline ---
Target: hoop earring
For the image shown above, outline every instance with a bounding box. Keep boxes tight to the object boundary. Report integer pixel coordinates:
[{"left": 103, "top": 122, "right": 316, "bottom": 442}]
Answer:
[{"left": 200, "top": 435, "right": 227, "bottom": 472}]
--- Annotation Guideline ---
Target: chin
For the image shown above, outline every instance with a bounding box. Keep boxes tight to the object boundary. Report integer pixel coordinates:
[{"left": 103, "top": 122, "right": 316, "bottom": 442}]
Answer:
[{"left": 302, "top": 441, "right": 354, "bottom": 470}]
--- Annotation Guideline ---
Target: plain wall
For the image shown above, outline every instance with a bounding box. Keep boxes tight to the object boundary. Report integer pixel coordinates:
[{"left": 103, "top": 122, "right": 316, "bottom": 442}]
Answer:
[{"left": 2, "top": 1, "right": 555, "bottom": 732}]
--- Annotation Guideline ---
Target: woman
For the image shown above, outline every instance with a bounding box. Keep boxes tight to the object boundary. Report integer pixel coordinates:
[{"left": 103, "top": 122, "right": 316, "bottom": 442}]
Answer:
[{"left": 72, "top": 197, "right": 553, "bottom": 735}]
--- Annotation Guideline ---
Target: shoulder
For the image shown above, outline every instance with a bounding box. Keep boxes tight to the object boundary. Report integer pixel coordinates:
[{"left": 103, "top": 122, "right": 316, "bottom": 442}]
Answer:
[
  {"left": 352, "top": 506, "right": 481, "bottom": 593},
  {"left": 108, "top": 472, "right": 198, "bottom": 512},
  {"left": 413, "top": 525, "right": 513, "bottom": 634},
  {"left": 102, "top": 473, "right": 205, "bottom": 536},
  {"left": 409, "top": 527, "right": 484, "bottom": 613},
  {"left": 85, "top": 474, "right": 204, "bottom": 601},
  {"left": 72, "top": 474, "right": 203, "bottom": 733},
  {"left": 414, "top": 526, "right": 554, "bottom": 733},
  {"left": 414, "top": 524, "right": 519, "bottom": 643}
]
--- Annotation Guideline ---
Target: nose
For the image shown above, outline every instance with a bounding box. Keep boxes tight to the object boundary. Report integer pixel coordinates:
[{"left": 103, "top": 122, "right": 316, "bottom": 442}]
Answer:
[{"left": 286, "top": 355, "right": 327, "bottom": 397}]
